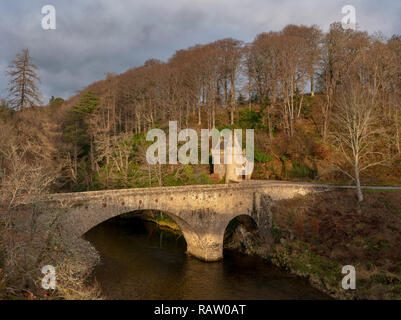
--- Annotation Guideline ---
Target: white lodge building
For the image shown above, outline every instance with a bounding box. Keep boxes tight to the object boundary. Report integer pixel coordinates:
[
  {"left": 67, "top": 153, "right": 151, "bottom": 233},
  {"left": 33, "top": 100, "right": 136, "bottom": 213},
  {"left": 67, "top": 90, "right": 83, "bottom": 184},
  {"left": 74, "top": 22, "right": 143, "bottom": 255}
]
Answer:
[{"left": 212, "top": 137, "right": 252, "bottom": 183}]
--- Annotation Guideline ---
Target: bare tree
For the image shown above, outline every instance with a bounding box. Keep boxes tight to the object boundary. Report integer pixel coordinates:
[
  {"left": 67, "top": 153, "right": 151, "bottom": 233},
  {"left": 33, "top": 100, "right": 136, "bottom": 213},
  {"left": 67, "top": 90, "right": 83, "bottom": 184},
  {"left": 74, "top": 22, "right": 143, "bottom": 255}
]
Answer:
[
  {"left": 248, "top": 32, "right": 282, "bottom": 140},
  {"left": 277, "top": 34, "right": 308, "bottom": 137},
  {"left": 6, "top": 48, "right": 42, "bottom": 110},
  {"left": 387, "top": 35, "right": 401, "bottom": 154},
  {"left": 283, "top": 24, "right": 322, "bottom": 96},
  {"left": 215, "top": 39, "right": 243, "bottom": 125},
  {"left": 331, "top": 83, "right": 385, "bottom": 202}
]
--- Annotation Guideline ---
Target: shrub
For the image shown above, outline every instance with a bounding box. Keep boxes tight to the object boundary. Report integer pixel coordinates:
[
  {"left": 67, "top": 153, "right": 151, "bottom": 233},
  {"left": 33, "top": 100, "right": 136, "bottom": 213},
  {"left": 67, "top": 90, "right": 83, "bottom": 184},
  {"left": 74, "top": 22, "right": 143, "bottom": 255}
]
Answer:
[
  {"left": 238, "top": 109, "right": 262, "bottom": 129},
  {"left": 290, "top": 161, "right": 317, "bottom": 179},
  {"left": 271, "top": 222, "right": 282, "bottom": 243},
  {"left": 255, "top": 149, "right": 272, "bottom": 163},
  {"left": 312, "top": 144, "right": 330, "bottom": 160}
]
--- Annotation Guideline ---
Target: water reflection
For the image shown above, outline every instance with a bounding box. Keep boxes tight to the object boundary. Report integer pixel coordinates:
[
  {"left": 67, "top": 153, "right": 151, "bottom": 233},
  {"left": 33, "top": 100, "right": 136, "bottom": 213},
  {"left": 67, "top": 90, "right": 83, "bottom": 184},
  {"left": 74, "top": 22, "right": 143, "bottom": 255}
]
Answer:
[{"left": 85, "top": 217, "right": 329, "bottom": 300}]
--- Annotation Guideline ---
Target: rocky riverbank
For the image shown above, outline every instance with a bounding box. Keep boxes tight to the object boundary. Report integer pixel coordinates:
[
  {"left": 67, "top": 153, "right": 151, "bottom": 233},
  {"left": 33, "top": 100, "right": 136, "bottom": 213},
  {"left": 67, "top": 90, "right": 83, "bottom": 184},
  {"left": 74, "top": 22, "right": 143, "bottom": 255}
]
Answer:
[{"left": 225, "top": 189, "right": 401, "bottom": 300}]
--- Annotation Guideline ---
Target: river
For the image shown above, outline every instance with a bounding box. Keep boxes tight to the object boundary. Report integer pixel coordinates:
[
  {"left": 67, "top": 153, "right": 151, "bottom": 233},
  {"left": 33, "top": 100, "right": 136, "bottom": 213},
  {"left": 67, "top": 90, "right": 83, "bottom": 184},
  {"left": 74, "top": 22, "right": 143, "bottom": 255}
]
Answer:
[{"left": 84, "top": 216, "right": 329, "bottom": 300}]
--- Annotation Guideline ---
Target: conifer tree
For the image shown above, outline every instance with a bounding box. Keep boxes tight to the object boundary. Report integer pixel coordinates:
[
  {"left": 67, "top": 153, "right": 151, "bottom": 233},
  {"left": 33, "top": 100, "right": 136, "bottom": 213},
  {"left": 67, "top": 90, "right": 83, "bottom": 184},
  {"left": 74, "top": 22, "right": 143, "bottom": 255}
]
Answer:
[{"left": 6, "top": 48, "right": 42, "bottom": 110}]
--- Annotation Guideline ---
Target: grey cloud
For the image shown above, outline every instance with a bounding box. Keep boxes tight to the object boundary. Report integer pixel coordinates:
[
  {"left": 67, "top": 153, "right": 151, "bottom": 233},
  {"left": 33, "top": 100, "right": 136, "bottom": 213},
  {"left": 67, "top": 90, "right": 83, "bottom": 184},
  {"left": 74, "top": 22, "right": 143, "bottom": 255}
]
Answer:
[{"left": 0, "top": 0, "right": 400, "bottom": 101}]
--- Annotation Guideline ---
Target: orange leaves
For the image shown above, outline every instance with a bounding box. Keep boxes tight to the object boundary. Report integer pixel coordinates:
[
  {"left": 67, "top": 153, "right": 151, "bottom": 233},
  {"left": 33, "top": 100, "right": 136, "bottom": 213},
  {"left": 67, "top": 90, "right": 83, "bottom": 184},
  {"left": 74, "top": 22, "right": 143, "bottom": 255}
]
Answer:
[
  {"left": 293, "top": 215, "right": 305, "bottom": 236},
  {"left": 310, "top": 217, "right": 320, "bottom": 234}
]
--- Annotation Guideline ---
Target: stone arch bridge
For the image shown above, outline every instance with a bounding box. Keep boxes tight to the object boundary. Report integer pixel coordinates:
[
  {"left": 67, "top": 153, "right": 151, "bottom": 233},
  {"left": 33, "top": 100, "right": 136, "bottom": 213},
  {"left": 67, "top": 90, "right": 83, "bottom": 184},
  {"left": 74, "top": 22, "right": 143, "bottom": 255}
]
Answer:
[{"left": 31, "top": 181, "right": 337, "bottom": 261}]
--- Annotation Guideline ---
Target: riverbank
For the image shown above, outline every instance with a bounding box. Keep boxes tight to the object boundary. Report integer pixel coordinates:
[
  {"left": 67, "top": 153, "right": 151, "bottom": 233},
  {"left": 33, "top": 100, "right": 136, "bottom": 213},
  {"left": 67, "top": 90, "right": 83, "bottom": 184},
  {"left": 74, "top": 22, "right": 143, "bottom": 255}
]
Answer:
[
  {"left": 140, "top": 211, "right": 181, "bottom": 232},
  {"left": 225, "top": 189, "right": 401, "bottom": 300},
  {"left": 0, "top": 206, "right": 102, "bottom": 300}
]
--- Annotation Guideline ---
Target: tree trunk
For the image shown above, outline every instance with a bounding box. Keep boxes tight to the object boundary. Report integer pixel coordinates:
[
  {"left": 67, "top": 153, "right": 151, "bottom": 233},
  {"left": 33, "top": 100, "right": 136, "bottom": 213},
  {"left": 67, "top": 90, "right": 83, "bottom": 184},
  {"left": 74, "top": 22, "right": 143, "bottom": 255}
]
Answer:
[
  {"left": 89, "top": 135, "right": 95, "bottom": 185},
  {"left": 354, "top": 164, "right": 364, "bottom": 202},
  {"left": 212, "top": 104, "right": 215, "bottom": 128},
  {"left": 198, "top": 106, "right": 201, "bottom": 126},
  {"left": 230, "top": 71, "right": 236, "bottom": 125},
  {"left": 148, "top": 165, "right": 151, "bottom": 187},
  {"left": 158, "top": 163, "right": 162, "bottom": 187},
  {"left": 395, "top": 108, "right": 400, "bottom": 154},
  {"left": 268, "top": 107, "right": 273, "bottom": 141}
]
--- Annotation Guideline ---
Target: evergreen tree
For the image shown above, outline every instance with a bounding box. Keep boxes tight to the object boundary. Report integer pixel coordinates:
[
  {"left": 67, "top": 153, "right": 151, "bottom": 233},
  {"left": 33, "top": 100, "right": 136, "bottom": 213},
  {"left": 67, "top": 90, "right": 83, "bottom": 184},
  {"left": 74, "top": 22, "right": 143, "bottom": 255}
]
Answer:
[{"left": 6, "top": 48, "right": 42, "bottom": 110}]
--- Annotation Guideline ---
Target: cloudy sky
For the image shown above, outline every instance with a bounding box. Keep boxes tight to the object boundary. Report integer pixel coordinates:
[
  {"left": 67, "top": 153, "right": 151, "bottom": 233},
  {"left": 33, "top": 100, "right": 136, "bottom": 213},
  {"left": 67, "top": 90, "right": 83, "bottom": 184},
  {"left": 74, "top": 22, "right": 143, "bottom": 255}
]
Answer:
[{"left": 0, "top": 0, "right": 400, "bottom": 102}]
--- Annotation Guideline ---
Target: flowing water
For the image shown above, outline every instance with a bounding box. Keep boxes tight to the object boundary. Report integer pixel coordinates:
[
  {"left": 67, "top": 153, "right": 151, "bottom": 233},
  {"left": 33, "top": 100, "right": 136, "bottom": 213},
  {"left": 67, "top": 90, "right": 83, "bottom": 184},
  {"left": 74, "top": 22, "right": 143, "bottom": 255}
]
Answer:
[{"left": 85, "top": 217, "right": 329, "bottom": 300}]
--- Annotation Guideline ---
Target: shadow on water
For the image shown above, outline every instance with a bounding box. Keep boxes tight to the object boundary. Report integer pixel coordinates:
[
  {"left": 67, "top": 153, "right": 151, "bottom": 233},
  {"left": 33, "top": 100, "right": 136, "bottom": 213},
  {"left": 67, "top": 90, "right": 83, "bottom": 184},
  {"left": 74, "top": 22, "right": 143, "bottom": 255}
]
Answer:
[{"left": 84, "top": 216, "right": 330, "bottom": 300}]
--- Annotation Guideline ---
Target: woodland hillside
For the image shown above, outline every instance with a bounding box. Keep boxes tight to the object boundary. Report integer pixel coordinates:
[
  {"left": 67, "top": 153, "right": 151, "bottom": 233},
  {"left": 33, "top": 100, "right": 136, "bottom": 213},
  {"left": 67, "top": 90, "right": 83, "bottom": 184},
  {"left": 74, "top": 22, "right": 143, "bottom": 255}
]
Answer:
[{"left": 1, "top": 22, "right": 400, "bottom": 201}]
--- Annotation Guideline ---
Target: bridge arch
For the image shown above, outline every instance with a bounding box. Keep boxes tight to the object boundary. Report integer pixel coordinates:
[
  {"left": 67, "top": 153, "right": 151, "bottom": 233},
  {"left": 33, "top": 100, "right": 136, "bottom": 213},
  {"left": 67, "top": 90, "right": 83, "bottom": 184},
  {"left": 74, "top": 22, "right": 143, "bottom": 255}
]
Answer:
[
  {"left": 75, "top": 205, "right": 203, "bottom": 259},
  {"left": 222, "top": 214, "right": 259, "bottom": 252}
]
